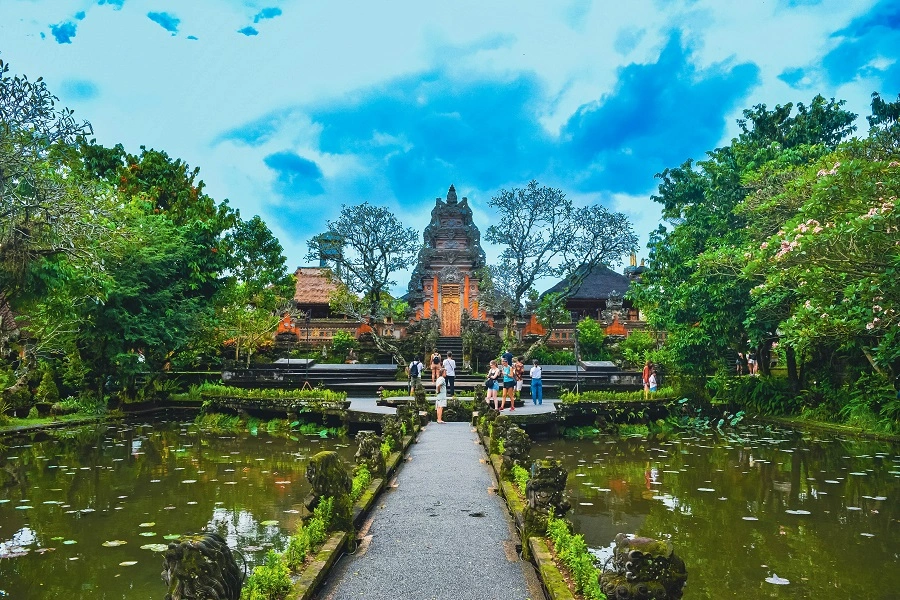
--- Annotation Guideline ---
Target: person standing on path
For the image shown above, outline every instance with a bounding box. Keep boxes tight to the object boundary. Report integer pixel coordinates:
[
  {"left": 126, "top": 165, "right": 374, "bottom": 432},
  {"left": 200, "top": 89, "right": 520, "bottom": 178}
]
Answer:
[
  {"left": 649, "top": 369, "right": 658, "bottom": 393},
  {"left": 442, "top": 351, "right": 456, "bottom": 397},
  {"left": 513, "top": 356, "right": 525, "bottom": 401},
  {"left": 530, "top": 359, "right": 543, "bottom": 405},
  {"left": 500, "top": 358, "right": 515, "bottom": 411},
  {"left": 407, "top": 357, "right": 424, "bottom": 394},
  {"left": 642, "top": 360, "right": 652, "bottom": 400},
  {"left": 430, "top": 350, "right": 442, "bottom": 383},
  {"left": 502, "top": 348, "right": 513, "bottom": 366},
  {"left": 434, "top": 368, "right": 447, "bottom": 423},
  {"left": 487, "top": 360, "right": 501, "bottom": 410}
]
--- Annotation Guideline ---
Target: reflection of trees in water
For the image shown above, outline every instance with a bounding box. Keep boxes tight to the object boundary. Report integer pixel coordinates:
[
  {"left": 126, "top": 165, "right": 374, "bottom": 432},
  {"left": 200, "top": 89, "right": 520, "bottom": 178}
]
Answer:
[
  {"left": 536, "top": 426, "right": 900, "bottom": 599},
  {"left": 0, "top": 419, "right": 355, "bottom": 599}
]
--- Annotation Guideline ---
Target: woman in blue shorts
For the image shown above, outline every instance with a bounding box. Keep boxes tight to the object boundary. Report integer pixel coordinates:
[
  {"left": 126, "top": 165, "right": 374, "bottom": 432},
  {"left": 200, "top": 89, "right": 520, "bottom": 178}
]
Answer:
[{"left": 486, "top": 360, "right": 501, "bottom": 410}]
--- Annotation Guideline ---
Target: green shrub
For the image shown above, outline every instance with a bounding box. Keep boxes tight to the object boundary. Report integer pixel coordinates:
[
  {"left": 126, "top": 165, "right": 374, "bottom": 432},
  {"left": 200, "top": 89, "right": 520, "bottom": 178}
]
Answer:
[
  {"left": 27, "top": 405, "right": 39, "bottom": 419},
  {"left": 380, "top": 438, "right": 393, "bottom": 462},
  {"left": 331, "top": 330, "right": 358, "bottom": 356},
  {"left": 511, "top": 464, "right": 529, "bottom": 496},
  {"left": 351, "top": 465, "right": 372, "bottom": 502},
  {"left": 546, "top": 513, "right": 604, "bottom": 600},
  {"left": 241, "top": 551, "right": 291, "bottom": 600},
  {"left": 283, "top": 496, "right": 335, "bottom": 571},
  {"left": 560, "top": 387, "right": 675, "bottom": 403},
  {"left": 35, "top": 370, "right": 60, "bottom": 404}
]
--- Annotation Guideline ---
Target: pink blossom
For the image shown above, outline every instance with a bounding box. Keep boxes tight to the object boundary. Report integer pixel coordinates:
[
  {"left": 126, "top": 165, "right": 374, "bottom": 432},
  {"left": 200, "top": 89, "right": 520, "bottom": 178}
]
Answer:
[
  {"left": 760, "top": 241, "right": 769, "bottom": 250},
  {"left": 866, "top": 322, "right": 875, "bottom": 330}
]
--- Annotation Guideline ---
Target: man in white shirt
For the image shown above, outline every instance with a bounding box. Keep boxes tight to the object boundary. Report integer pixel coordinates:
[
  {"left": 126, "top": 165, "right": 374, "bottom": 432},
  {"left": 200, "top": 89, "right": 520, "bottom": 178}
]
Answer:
[{"left": 442, "top": 351, "right": 456, "bottom": 397}]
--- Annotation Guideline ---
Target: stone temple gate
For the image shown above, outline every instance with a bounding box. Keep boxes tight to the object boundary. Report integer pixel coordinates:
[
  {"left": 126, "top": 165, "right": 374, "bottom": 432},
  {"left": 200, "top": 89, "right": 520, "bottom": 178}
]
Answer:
[{"left": 406, "top": 185, "right": 487, "bottom": 336}]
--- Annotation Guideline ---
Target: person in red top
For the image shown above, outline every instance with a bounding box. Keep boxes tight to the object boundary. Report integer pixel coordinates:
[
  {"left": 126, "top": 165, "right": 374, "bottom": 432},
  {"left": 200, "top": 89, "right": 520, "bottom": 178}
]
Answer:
[{"left": 642, "top": 360, "right": 652, "bottom": 400}]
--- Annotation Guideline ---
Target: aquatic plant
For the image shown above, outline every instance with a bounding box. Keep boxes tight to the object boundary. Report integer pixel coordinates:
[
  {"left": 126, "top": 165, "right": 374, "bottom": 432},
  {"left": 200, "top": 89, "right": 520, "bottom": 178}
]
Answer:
[{"left": 194, "top": 383, "right": 347, "bottom": 402}]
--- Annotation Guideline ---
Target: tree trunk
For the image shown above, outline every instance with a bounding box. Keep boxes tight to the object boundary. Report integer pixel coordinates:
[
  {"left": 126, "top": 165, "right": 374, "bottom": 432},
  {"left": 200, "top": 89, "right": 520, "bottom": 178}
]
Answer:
[
  {"left": 759, "top": 341, "right": 772, "bottom": 377},
  {"left": 785, "top": 345, "right": 799, "bottom": 393},
  {"left": 522, "top": 331, "right": 552, "bottom": 362}
]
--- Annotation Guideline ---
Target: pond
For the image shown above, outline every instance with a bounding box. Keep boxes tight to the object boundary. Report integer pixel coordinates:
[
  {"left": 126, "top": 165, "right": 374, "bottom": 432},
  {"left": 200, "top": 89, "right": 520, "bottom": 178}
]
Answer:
[
  {"left": 0, "top": 417, "right": 355, "bottom": 599},
  {"left": 534, "top": 424, "right": 899, "bottom": 599}
]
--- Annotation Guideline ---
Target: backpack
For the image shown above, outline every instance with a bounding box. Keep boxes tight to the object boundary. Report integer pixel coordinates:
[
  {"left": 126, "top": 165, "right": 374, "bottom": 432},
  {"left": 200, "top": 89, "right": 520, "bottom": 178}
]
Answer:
[{"left": 409, "top": 361, "right": 420, "bottom": 378}]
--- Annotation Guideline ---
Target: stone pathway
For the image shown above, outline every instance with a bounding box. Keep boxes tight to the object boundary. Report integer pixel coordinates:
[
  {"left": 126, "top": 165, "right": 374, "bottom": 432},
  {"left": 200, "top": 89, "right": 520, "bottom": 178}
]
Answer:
[{"left": 316, "top": 422, "right": 544, "bottom": 600}]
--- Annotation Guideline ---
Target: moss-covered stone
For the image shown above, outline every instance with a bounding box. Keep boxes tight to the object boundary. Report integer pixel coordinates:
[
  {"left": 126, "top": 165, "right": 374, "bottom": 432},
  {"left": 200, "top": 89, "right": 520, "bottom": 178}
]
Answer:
[
  {"left": 161, "top": 532, "right": 242, "bottom": 600},
  {"left": 599, "top": 532, "right": 688, "bottom": 599},
  {"left": 500, "top": 425, "right": 531, "bottom": 479},
  {"left": 305, "top": 451, "right": 352, "bottom": 530},
  {"left": 354, "top": 430, "right": 385, "bottom": 479}
]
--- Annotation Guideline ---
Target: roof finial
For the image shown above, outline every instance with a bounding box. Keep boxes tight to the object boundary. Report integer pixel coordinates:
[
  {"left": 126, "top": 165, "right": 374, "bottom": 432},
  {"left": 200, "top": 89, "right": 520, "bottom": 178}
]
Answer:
[{"left": 447, "top": 184, "right": 458, "bottom": 204}]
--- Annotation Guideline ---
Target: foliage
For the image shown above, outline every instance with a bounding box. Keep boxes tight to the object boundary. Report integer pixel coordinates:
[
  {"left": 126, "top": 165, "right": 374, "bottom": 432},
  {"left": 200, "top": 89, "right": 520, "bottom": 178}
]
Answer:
[
  {"left": 351, "top": 465, "right": 372, "bottom": 502},
  {"left": 511, "top": 464, "right": 529, "bottom": 496},
  {"left": 561, "top": 425, "right": 601, "bottom": 439},
  {"left": 380, "top": 438, "right": 393, "bottom": 462},
  {"left": 546, "top": 512, "right": 605, "bottom": 600},
  {"left": 559, "top": 387, "right": 676, "bottom": 403},
  {"left": 195, "top": 383, "right": 346, "bottom": 402},
  {"left": 530, "top": 346, "right": 575, "bottom": 365},
  {"left": 618, "top": 331, "right": 658, "bottom": 368},
  {"left": 331, "top": 330, "right": 358, "bottom": 356},
  {"left": 34, "top": 369, "right": 60, "bottom": 404},
  {"left": 576, "top": 317, "right": 607, "bottom": 360},
  {"left": 708, "top": 374, "right": 799, "bottom": 416},
  {"left": 241, "top": 550, "right": 291, "bottom": 600},
  {"left": 283, "top": 496, "right": 334, "bottom": 571}
]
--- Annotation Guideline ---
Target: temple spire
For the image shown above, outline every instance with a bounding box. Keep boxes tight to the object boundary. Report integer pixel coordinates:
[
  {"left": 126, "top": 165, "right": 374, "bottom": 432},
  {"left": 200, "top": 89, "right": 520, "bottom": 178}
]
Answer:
[{"left": 447, "top": 184, "right": 458, "bottom": 205}]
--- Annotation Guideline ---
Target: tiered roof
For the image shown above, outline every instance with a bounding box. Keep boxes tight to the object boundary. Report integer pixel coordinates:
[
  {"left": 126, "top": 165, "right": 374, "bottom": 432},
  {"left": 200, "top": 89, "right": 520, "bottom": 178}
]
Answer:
[{"left": 293, "top": 267, "right": 339, "bottom": 306}]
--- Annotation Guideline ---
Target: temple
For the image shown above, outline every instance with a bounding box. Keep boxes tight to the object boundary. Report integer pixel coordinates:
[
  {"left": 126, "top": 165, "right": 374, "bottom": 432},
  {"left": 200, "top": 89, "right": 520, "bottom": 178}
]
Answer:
[
  {"left": 285, "top": 184, "right": 650, "bottom": 350},
  {"left": 405, "top": 185, "right": 486, "bottom": 336}
]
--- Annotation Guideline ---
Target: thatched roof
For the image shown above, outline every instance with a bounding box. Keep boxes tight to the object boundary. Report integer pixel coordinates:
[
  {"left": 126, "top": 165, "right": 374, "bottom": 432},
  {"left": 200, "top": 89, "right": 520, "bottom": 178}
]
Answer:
[
  {"left": 293, "top": 267, "right": 338, "bottom": 305},
  {"left": 542, "top": 265, "right": 631, "bottom": 300},
  {"left": 0, "top": 293, "right": 19, "bottom": 337}
]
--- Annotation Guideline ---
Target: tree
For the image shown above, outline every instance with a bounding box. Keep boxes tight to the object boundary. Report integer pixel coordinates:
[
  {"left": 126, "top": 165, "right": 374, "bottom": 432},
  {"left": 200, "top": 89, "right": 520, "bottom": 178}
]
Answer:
[
  {"left": 307, "top": 203, "right": 419, "bottom": 363},
  {"left": 0, "top": 58, "right": 110, "bottom": 302},
  {"left": 631, "top": 95, "right": 858, "bottom": 376},
  {"left": 484, "top": 180, "right": 638, "bottom": 350}
]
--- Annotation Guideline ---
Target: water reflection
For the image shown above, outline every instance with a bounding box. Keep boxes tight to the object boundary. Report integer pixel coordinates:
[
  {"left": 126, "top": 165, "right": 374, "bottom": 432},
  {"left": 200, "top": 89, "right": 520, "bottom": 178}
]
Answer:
[
  {"left": 0, "top": 419, "right": 354, "bottom": 599},
  {"left": 534, "top": 425, "right": 900, "bottom": 599}
]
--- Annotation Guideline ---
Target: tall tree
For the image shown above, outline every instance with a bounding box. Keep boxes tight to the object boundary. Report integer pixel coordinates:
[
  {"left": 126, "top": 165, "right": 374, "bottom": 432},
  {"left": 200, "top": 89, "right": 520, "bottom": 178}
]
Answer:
[
  {"left": 484, "top": 180, "right": 638, "bottom": 348},
  {"left": 307, "top": 202, "right": 419, "bottom": 363}
]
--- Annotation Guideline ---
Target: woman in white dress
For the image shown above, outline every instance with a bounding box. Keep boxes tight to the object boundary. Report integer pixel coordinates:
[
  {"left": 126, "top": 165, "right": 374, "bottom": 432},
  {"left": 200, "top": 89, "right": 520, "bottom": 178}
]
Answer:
[{"left": 435, "top": 368, "right": 447, "bottom": 423}]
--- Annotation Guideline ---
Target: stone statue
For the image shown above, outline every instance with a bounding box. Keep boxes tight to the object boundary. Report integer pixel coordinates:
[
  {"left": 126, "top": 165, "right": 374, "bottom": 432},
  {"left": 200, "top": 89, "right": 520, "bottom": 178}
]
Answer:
[
  {"left": 500, "top": 425, "right": 531, "bottom": 478},
  {"left": 381, "top": 414, "right": 403, "bottom": 448},
  {"left": 305, "top": 451, "right": 352, "bottom": 529},
  {"left": 161, "top": 532, "right": 243, "bottom": 600},
  {"left": 355, "top": 430, "right": 385, "bottom": 478},
  {"left": 599, "top": 533, "right": 688, "bottom": 600},
  {"left": 523, "top": 459, "right": 571, "bottom": 538}
]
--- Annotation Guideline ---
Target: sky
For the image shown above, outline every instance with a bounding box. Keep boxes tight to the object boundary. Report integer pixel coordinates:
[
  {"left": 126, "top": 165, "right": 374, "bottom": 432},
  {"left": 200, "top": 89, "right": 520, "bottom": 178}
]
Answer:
[{"left": 2, "top": 0, "right": 898, "bottom": 294}]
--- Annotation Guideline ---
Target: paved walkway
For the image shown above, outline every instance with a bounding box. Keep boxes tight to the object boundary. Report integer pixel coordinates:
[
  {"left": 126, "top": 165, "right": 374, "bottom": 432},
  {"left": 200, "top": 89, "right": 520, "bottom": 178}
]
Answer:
[
  {"left": 316, "top": 422, "right": 544, "bottom": 600},
  {"left": 346, "top": 397, "right": 559, "bottom": 416}
]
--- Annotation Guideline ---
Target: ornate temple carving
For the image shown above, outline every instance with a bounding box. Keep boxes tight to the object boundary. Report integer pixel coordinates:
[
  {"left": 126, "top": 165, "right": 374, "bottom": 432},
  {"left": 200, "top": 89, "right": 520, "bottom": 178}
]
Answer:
[{"left": 407, "top": 185, "right": 487, "bottom": 336}]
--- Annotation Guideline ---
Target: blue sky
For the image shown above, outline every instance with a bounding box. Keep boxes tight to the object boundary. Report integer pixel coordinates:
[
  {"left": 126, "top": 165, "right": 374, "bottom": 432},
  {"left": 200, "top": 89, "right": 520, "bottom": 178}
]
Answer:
[{"left": 2, "top": 0, "right": 898, "bottom": 293}]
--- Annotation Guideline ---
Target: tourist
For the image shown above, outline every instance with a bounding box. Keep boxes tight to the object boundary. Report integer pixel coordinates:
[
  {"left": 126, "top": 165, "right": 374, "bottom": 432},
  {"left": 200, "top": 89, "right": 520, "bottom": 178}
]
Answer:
[
  {"left": 430, "top": 349, "right": 442, "bottom": 383},
  {"left": 649, "top": 369, "right": 658, "bottom": 393},
  {"left": 435, "top": 367, "right": 447, "bottom": 423},
  {"left": 642, "top": 360, "right": 652, "bottom": 399},
  {"left": 530, "top": 359, "right": 543, "bottom": 405},
  {"left": 487, "top": 359, "right": 501, "bottom": 409},
  {"left": 513, "top": 356, "right": 525, "bottom": 398},
  {"left": 736, "top": 352, "right": 744, "bottom": 376},
  {"left": 502, "top": 348, "right": 513, "bottom": 366},
  {"left": 407, "top": 357, "right": 424, "bottom": 394},
  {"left": 747, "top": 350, "right": 757, "bottom": 376},
  {"left": 442, "top": 351, "right": 456, "bottom": 397},
  {"left": 501, "top": 357, "right": 516, "bottom": 411}
]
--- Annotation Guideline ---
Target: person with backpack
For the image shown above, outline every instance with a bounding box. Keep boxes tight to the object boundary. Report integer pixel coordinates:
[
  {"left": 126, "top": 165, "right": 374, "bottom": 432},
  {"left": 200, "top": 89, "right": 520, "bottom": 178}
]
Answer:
[
  {"left": 434, "top": 367, "right": 447, "bottom": 423},
  {"left": 430, "top": 350, "right": 442, "bottom": 383},
  {"left": 407, "top": 357, "right": 424, "bottom": 394}
]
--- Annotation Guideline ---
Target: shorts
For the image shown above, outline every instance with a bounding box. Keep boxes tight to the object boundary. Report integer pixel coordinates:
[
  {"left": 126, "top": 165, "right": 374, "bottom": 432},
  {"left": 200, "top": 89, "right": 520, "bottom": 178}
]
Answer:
[
  {"left": 486, "top": 381, "right": 498, "bottom": 391},
  {"left": 435, "top": 397, "right": 447, "bottom": 408},
  {"left": 503, "top": 380, "right": 515, "bottom": 389},
  {"left": 649, "top": 386, "right": 658, "bottom": 392},
  {"left": 516, "top": 380, "right": 523, "bottom": 391}
]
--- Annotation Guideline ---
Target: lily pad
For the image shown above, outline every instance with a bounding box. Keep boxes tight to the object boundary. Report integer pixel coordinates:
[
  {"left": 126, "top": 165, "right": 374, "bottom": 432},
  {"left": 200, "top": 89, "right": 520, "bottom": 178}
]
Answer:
[
  {"left": 15, "top": 505, "right": 34, "bottom": 510},
  {"left": 119, "top": 561, "right": 138, "bottom": 566},
  {"left": 260, "top": 520, "right": 279, "bottom": 526},
  {"left": 63, "top": 540, "right": 77, "bottom": 545},
  {"left": 102, "top": 540, "right": 127, "bottom": 547},
  {"left": 139, "top": 522, "right": 155, "bottom": 527},
  {"left": 765, "top": 574, "right": 790, "bottom": 585},
  {"left": 163, "top": 534, "right": 181, "bottom": 540},
  {"left": 140, "top": 543, "right": 169, "bottom": 551},
  {"left": 139, "top": 532, "right": 156, "bottom": 537}
]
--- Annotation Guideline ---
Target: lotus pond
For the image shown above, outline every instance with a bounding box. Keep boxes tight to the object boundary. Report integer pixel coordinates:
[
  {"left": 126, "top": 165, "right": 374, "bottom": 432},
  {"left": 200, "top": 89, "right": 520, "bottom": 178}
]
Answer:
[
  {"left": 534, "top": 424, "right": 899, "bottom": 599},
  {"left": 0, "top": 418, "right": 354, "bottom": 599}
]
